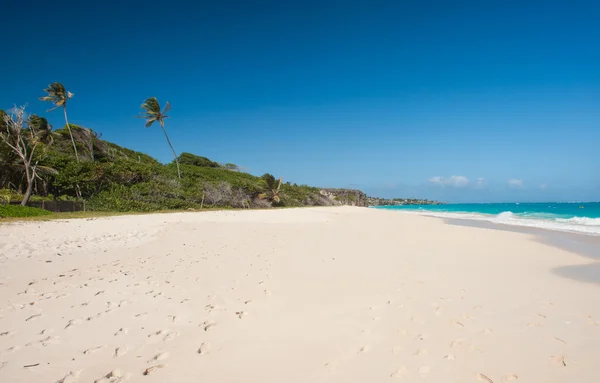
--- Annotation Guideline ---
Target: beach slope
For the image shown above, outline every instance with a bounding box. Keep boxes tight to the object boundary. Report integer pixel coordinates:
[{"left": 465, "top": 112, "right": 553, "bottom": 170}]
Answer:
[{"left": 1, "top": 207, "right": 599, "bottom": 382}]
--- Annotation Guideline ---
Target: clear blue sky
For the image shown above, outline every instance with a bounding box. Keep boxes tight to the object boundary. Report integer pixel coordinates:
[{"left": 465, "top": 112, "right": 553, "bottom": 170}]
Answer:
[{"left": 2, "top": 0, "right": 599, "bottom": 202}]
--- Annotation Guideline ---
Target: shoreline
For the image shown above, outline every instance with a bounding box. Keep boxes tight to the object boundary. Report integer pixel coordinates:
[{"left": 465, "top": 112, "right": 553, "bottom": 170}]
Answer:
[
  {"left": 371, "top": 207, "right": 600, "bottom": 237},
  {"left": 379, "top": 210, "right": 600, "bottom": 285}
]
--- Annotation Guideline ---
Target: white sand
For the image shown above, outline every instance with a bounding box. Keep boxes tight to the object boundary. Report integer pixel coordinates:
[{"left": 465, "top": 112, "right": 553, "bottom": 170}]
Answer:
[{"left": 1, "top": 207, "right": 599, "bottom": 382}]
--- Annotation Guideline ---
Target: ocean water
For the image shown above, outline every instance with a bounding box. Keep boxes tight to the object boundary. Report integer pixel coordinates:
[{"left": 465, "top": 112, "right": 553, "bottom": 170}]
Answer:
[{"left": 374, "top": 202, "right": 600, "bottom": 236}]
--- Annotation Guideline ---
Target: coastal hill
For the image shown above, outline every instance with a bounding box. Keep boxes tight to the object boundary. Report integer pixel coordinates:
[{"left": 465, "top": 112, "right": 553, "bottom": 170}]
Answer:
[
  {"left": 1, "top": 122, "right": 380, "bottom": 211},
  {"left": 367, "top": 197, "right": 443, "bottom": 206}
]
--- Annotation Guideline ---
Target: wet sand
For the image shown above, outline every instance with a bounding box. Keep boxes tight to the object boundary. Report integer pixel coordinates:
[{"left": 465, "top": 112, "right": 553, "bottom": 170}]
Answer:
[{"left": 444, "top": 218, "right": 600, "bottom": 285}]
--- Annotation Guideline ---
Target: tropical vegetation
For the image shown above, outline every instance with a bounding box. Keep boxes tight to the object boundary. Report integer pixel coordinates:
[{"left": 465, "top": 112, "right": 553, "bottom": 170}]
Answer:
[{"left": 2, "top": 83, "right": 364, "bottom": 215}]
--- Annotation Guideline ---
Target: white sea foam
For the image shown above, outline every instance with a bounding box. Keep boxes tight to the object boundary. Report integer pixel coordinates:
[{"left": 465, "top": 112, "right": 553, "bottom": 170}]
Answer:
[
  {"left": 399, "top": 210, "right": 600, "bottom": 236},
  {"left": 555, "top": 217, "right": 600, "bottom": 226}
]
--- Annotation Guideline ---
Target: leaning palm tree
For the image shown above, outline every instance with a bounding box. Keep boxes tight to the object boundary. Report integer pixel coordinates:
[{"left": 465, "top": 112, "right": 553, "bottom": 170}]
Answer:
[
  {"left": 138, "top": 97, "right": 181, "bottom": 178},
  {"left": 40, "top": 82, "right": 79, "bottom": 161}
]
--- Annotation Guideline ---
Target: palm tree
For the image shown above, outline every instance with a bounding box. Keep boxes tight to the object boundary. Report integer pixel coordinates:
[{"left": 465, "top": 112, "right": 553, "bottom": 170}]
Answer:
[
  {"left": 138, "top": 97, "right": 181, "bottom": 178},
  {"left": 260, "top": 173, "right": 282, "bottom": 203},
  {"left": 40, "top": 82, "right": 79, "bottom": 161}
]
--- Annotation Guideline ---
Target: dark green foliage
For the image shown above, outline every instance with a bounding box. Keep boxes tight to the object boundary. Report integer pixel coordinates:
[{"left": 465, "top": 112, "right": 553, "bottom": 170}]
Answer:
[
  {"left": 178, "top": 152, "right": 221, "bottom": 168},
  {"left": 0, "top": 204, "right": 52, "bottom": 218}
]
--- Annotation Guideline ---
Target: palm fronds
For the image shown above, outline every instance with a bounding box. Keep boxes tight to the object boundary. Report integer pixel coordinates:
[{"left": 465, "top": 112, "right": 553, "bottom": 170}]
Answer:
[
  {"left": 138, "top": 97, "right": 171, "bottom": 128},
  {"left": 40, "top": 82, "right": 73, "bottom": 111}
]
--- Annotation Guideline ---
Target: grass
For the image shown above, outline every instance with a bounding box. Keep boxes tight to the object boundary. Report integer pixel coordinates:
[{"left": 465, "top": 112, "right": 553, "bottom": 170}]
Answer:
[
  {"left": 0, "top": 205, "right": 338, "bottom": 223},
  {"left": 0, "top": 205, "right": 53, "bottom": 218},
  {"left": 0, "top": 207, "right": 225, "bottom": 222}
]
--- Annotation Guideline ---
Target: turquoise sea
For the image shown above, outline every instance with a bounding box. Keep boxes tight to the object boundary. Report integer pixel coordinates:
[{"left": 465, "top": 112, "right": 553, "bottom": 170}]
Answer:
[{"left": 374, "top": 202, "right": 600, "bottom": 235}]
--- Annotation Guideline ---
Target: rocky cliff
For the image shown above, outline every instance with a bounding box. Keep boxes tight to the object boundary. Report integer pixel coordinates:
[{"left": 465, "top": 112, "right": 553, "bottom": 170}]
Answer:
[
  {"left": 319, "top": 189, "right": 369, "bottom": 207},
  {"left": 367, "top": 197, "right": 443, "bottom": 206}
]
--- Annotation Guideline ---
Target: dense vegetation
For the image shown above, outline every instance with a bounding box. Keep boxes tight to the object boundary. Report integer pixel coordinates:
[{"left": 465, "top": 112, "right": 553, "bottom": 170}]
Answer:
[{"left": 1, "top": 85, "right": 351, "bottom": 213}]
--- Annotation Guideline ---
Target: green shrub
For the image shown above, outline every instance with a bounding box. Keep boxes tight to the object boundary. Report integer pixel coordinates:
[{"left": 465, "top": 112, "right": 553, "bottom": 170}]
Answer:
[
  {"left": 0, "top": 205, "right": 52, "bottom": 218},
  {"left": 178, "top": 152, "right": 221, "bottom": 168}
]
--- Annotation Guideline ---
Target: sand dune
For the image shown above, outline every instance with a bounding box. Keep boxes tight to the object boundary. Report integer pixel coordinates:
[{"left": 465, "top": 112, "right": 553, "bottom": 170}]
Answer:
[{"left": 1, "top": 207, "right": 599, "bottom": 382}]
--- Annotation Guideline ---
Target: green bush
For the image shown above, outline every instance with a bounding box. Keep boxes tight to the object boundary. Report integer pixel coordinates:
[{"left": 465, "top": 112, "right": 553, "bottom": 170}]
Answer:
[
  {"left": 0, "top": 205, "right": 52, "bottom": 218},
  {"left": 178, "top": 152, "right": 221, "bottom": 168}
]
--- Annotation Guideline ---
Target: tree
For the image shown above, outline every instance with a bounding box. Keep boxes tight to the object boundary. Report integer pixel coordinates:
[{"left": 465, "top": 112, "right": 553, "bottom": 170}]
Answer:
[
  {"left": 260, "top": 173, "right": 282, "bottom": 203},
  {"left": 28, "top": 115, "right": 53, "bottom": 143},
  {"left": 40, "top": 82, "right": 79, "bottom": 161},
  {"left": 138, "top": 97, "right": 181, "bottom": 178},
  {"left": 0, "top": 106, "right": 55, "bottom": 205},
  {"left": 224, "top": 163, "right": 240, "bottom": 171}
]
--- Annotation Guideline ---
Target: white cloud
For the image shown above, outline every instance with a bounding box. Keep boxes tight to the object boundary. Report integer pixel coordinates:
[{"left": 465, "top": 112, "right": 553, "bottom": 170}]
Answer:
[
  {"left": 507, "top": 179, "right": 524, "bottom": 188},
  {"left": 474, "top": 177, "right": 485, "bottom": 189},
  {"left": 429, "top": 175, "right": 469, "bottom": 188}
]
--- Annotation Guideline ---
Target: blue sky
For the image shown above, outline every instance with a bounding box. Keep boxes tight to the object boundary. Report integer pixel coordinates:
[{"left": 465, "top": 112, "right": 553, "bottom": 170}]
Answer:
[{"left": 2, "top": 0, "right": 599, "bottom": 202}]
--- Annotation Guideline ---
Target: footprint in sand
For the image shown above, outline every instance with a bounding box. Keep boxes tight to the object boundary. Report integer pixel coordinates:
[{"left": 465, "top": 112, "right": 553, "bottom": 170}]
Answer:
[
  {"left": 25, "top": 313, "right": 42, "bottom": 322},
  {"left": 57, "top": 370, "right": 81, "bottom": 383},
  {"left": 357, "top": 345, "right": 369, "bottom": 354},
  {"left": 480, "top": 328, "right": 493, "bottom": 334},
  {"left": 114, "top": 346, "right": 129, "bottom": 357},
  {"left": 114, "top": 328, "right": 129, "bottom": 336},
  {"left": 148, "top": 329, "right": 169, "bottom": 339},
  {"left": 148, "top": 352, "right": 169, "bottom": 363},
  {"left": 444, "top": 354, "right": 455, "bottom": 361},
  {"left": 83, "top": 345, "right": 106, "bottom": 355},
  {"left": 94, "top": 369, "right": 127, "bottom": 383},
  {"left": 390, "top": 366, "right": 408, "bottom": 379},
  {"left": 450, "top": 339, "right": 466, "bottom": 350},
  {"left": 26, "top": 335, "right": 59, "bottom": 347},
  {"left": 205, "top": 304, "right": 219, "bottom": 313},
  {"left": 476, "top": 373, "right": 494, "bottom": 383},
  {"left": 415, "top": 333, "right": 429, "bottom": 341},
  {"left": 202, "top": 322, "right": 217, "bottom": 332},
  {"left": 3, "top": 346, "right": 20, "bottom": 354},
  {"left": 452, "top": 320, "right": 465, "bottom": 328},
  {"left": 502, "top": 374, "right": 519, "bottom": 382},
  {"left": 143, "top": 364, "right": 167, "bottom": 376},
  {"left": 198, "top": 342, "right": 211, "bottom": 354},
  {"left": 163, "top": 331, "right": 179, "bottom": 342}
]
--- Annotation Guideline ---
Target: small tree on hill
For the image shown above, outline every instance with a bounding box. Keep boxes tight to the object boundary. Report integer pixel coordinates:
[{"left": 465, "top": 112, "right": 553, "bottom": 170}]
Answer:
[{"left": 0, "top": 106, "right": 55, "bottom": 205}]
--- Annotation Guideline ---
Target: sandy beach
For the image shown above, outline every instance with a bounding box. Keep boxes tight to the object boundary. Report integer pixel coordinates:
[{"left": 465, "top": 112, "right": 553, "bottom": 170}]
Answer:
[{"left": 1, "top": 206, "right": 599, "bottom": 382}]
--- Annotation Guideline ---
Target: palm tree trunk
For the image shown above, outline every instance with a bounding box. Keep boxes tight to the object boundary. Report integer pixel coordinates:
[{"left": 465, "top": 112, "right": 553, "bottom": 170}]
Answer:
[
  {"left": 63, "top": 106, "right": 79, "bottom": 162},
  {"left": 160, "top": 122, "right": 181, "bottom": 178}
]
